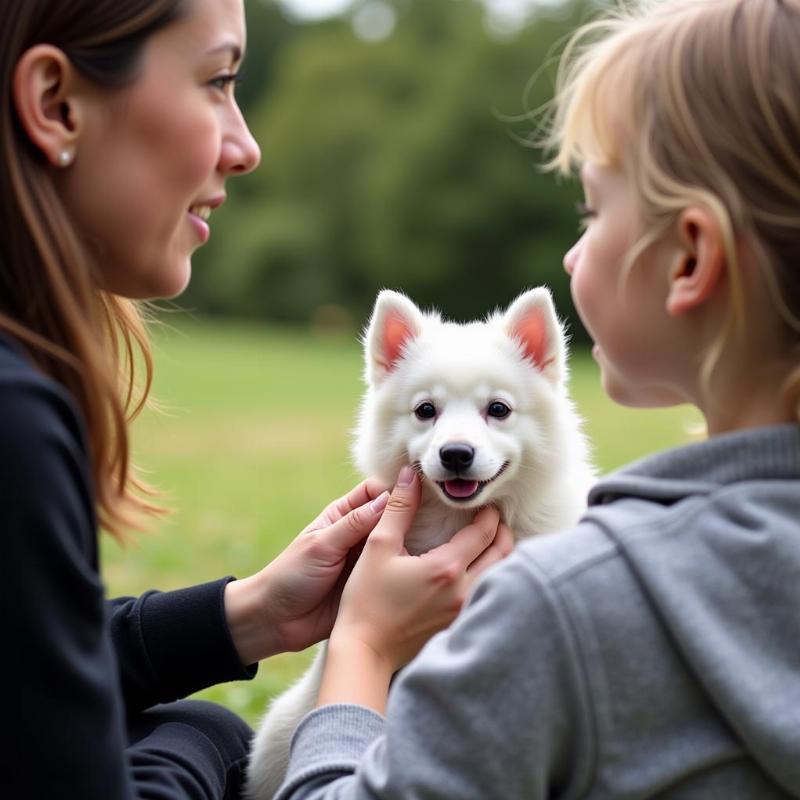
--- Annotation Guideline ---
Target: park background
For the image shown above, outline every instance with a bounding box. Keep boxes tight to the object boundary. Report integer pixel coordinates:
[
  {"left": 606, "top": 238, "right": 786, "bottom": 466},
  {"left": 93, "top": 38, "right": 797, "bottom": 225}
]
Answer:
[{"left": 102, "top": 0, "right": 701, "bottom": 725}]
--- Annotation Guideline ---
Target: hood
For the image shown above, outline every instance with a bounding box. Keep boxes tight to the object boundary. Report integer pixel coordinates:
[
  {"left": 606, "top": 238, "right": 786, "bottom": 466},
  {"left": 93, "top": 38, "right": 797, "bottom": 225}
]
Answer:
[{"left": 585, "top": 424, "right": 800, "bottom": 794}]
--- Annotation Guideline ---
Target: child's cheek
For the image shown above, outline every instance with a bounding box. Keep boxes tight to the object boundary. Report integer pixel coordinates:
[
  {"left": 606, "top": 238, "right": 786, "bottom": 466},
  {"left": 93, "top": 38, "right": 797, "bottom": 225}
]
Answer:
[{"left": 569, "top": 261, "right": 598, "bottom": 334}]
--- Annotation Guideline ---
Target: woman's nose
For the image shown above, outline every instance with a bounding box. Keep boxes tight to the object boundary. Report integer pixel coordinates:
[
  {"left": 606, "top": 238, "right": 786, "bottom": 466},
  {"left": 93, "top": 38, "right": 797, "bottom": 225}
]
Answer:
[{"left": 220, "top": 105, "right": 261, "bottom": 176}]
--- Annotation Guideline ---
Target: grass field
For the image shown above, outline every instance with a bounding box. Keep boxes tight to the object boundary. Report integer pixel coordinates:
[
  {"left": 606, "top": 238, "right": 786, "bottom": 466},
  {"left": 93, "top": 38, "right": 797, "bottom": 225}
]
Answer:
[{"left": 101, "top": 315, "right": 702, "bottom": 725}]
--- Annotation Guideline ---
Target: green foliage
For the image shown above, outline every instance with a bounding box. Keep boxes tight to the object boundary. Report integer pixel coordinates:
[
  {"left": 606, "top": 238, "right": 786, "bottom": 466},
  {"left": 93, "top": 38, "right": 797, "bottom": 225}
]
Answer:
[{"left": 185, "top": 0, "right": 596, "bottom": 339}]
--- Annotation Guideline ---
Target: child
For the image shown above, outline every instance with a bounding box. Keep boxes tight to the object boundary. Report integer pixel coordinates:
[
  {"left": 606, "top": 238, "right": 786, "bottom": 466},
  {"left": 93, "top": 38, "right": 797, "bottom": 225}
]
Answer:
[{"left": 272, "top": 1, "right": 800, "bottom": 797}]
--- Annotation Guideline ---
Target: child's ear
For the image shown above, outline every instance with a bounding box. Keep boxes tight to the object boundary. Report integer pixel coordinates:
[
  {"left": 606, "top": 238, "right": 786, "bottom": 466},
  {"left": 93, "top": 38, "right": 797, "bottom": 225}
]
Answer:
[
  {"left": 666, "top": 208, "right": 726, "bottom": 317},
  {"left": 12, "top": 44, "right": 85, "bottom": 167},
  {"left": 501, "top": 287, "right": 566, "bottom": 385},
  {"left": 363, "top": 290, "right": 426, "bottom": 385}
]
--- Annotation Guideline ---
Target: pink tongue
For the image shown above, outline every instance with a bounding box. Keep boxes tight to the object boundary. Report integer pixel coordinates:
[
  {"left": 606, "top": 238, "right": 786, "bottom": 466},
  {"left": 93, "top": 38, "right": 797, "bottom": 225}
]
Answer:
[{"left": 445, "top": 479, "right": 479, "bottom": 498}]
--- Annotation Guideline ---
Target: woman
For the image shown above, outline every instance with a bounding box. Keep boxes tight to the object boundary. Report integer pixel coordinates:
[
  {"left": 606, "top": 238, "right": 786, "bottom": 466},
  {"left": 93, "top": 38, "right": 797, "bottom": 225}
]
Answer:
[{"left": 2, "top": 1, "right": 508, "bottom": 797}]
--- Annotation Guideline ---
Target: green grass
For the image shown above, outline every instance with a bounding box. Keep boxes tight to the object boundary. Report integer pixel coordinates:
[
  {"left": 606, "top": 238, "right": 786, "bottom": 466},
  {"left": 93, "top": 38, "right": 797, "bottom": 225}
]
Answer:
[{"left": 101, "top": 315, "right": 702, "bottom": 725}]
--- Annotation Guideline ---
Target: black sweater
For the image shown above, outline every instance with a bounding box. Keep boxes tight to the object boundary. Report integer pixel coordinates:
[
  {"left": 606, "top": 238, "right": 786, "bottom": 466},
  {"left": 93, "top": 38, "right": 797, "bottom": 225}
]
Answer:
[{"left": 1, "top": 334, "right": 257, "bottom": 797}]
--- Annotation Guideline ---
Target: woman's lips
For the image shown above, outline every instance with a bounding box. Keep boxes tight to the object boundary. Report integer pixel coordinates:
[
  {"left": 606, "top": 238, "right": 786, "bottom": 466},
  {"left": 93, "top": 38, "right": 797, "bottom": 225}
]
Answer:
[
  {"left": 187, "top": 197, "right": 222, "bottom": 245},
  {"left": 188, "top": 210, "right": 210, "bottom": 244}
]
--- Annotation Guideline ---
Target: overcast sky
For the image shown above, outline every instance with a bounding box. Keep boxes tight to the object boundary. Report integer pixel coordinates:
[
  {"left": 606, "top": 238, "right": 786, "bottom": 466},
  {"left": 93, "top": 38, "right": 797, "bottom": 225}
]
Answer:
[{"left": 277, "top": 0, "right": 565, "bottom": 26}]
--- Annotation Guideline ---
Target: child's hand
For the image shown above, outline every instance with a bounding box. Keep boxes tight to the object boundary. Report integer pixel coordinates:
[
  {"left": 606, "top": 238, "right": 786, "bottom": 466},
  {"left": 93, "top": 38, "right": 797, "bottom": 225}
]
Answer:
[
  {"left": 224, "top": 478, "right": 390, "bottom": 664},
  {"left": 329, "top": 467, "right": 514, "bottom": 674}
]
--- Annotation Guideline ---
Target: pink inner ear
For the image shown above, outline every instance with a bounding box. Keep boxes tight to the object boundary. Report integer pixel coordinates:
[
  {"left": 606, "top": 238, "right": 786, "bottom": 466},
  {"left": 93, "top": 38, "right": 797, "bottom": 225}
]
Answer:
[
  {"left": 381, "top": 314, "right": 414, "bottom": 371},
  {"left": 515, "top": 316, "right": 551, "bottom": 369}
]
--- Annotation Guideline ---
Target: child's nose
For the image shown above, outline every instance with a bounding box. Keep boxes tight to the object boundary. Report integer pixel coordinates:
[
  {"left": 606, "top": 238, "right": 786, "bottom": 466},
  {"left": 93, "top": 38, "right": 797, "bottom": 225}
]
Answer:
[{"left": 563, "top": 239, "right": 581, "bottom": 275}]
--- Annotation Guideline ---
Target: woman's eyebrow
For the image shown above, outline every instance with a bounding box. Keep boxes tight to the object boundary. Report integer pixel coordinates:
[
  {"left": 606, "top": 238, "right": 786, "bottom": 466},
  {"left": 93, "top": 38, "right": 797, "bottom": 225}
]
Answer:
[{"left": 207, "top": 42, "right": 242, "bottom": 64}]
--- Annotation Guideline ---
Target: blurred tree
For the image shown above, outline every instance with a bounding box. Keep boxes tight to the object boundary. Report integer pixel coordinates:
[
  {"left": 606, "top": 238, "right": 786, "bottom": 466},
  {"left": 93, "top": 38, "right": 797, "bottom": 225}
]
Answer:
[
  {"left": 237, "top": 0, "right": 297, "bottom": 114},
  {"left": 353, "top": 0, "right": 586, "bottom": 325},
  {"left": 184, "top": 0, "right": 594, "bottom": 341}
]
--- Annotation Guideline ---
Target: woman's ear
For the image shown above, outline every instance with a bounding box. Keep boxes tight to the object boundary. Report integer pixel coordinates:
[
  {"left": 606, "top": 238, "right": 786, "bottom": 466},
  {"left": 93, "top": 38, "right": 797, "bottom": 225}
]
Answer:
[
  {"left": 666, "top": 207, "right": 726, "bottom": 317},
  {"left": 12, "top": 44, "right": 86, "bottom": 167}
]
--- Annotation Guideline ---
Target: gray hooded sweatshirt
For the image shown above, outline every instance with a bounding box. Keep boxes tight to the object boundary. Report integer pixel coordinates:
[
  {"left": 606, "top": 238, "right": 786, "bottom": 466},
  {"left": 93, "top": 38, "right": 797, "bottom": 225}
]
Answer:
[{"left": 275, "top": 424, "right": 800, "bottom": 799}]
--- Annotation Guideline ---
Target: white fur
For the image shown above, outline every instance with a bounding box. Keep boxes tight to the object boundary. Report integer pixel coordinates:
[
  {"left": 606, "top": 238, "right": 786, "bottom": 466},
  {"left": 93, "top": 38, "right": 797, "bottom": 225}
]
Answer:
[{"left": 246, "top": 288, "right": 595, "bottom": 799}]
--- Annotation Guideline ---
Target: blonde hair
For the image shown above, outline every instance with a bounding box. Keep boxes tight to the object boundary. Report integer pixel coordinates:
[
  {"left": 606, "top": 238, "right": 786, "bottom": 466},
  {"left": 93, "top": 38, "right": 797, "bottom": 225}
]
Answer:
[
  {"left": 1, "top": 0, "right": 184, "bottom": 540},
  {"left": 543, "top": 0, "right": 800, "bottom": 420}
]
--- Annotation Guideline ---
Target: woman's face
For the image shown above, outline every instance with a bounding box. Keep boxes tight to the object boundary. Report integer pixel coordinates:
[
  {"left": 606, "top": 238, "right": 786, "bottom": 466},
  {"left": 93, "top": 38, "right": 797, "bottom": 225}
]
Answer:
[{"left": 61, "top": 0, "right": 260, "bottom": 299}]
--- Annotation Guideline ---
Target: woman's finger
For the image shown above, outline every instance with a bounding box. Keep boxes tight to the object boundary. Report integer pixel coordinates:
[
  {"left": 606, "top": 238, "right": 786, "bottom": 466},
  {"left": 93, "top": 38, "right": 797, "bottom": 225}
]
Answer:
[
  {"left": 310, "top": 477, "right": 389, "bottom": 530},
  {"left": 327, "top": 478, "right": 388, "bottom": 520},
  {"left": 320, "top": 490, "right": 391, "bottom": 552}
]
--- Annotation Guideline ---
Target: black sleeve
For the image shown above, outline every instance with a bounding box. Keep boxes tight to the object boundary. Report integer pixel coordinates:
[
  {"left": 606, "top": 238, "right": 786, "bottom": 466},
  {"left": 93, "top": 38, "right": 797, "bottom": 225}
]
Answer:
[
  {"left": 1, "top": 365, "right": 256, "bottom": 798},
  {"left": 109, "top": 578, "right": 258, "bottom": 713}
]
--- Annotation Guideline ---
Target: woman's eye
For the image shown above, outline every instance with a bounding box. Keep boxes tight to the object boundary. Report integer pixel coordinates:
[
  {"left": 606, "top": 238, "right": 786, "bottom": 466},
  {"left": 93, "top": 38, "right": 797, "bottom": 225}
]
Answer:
[
  {"left": 414, "top": 402, "right": 437, "bottom": 420},
  {"left": 209, "top": 73, "right": 241, "bottom": 93},
  {"left": 487, "top": 401, "right": 511, "bottom": 419}
]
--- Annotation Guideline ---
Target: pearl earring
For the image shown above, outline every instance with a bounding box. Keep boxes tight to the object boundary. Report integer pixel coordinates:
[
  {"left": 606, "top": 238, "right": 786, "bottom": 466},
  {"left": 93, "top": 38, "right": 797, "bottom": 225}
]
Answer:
[{"left": 57, "top": 149, "right": 74, "bottom": 167}]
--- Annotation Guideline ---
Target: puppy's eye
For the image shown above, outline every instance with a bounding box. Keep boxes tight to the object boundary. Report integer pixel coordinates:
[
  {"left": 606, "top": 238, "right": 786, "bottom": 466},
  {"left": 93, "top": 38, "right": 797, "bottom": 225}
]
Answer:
[
  {"left": 414, "top": 402, "right": 437, "bottom": 420},
  {"left": 487, "top": 401, "right": 511, "bottom": 419}
]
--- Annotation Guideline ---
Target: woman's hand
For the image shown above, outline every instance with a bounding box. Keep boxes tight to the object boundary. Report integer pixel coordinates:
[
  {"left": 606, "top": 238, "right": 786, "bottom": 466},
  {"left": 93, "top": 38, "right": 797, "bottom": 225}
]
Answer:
[
  {"left": 318, "top": 467, "right": 515, "bottom": 713},
  {"left": 224, "top": 478, "right": 390, "bottom": 665}
]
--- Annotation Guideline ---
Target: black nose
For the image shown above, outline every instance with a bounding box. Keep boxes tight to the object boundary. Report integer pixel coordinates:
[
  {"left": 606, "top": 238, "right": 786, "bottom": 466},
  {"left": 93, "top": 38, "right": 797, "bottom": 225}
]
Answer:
[{"left": 439, "top": 443, "right": 475, "bottom": 472}]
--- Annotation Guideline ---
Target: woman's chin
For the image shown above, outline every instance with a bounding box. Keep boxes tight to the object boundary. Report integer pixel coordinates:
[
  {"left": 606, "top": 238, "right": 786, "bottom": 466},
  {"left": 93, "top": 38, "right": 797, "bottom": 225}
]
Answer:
[
  {"left": 160, "top": 263, "right": 193, "bottom": 300},
  {"left": 138, "top": 260, "right": 193, "bottom": 301}
]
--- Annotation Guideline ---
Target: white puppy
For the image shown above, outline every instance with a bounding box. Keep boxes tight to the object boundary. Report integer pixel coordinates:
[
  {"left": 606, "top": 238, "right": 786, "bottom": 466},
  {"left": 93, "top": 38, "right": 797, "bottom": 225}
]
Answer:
[{"left": 246, "top": 287, "right": 595, "bottom": 799}]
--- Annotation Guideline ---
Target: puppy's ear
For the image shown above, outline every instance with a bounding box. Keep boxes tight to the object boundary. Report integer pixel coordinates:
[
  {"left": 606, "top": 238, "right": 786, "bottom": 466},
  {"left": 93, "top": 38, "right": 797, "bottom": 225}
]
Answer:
[
  {"left": 364, "top": 290, "right": 425, "bottom": 385},
  {"left": 501, "top": 287, "right": 566, "bottom": 385}
]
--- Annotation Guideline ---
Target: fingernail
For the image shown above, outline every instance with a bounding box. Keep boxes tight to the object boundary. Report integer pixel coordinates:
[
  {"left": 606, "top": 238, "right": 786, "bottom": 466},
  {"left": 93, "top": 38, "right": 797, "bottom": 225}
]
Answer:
[
  {"left": 370, "top": 491, "right": 389, "bottom": 514},
  {"left": 397, "top": 466, "right": 415, "bottom": 487}
]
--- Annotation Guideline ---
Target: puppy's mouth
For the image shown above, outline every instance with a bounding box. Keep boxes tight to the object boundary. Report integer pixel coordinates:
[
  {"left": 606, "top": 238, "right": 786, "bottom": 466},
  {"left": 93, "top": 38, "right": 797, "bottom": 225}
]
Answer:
[{"left": 435, "top": 462, "right": 509, "bottom": 503}]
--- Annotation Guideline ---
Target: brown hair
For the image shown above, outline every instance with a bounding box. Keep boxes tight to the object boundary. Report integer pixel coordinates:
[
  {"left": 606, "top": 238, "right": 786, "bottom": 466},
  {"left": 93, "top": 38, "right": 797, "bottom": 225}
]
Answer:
[
  {"left": 542, "top": 0, "right": 800, "bottom": 420},
  {"left": 1, "top": 0, "right": 185, "bottom": 539}
]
